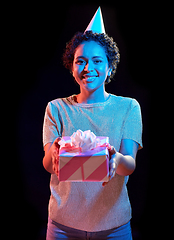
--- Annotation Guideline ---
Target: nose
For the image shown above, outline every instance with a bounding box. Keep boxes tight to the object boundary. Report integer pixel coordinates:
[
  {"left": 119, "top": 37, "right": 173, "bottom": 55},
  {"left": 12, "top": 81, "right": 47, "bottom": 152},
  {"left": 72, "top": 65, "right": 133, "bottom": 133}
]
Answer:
[{"left": 84, "top": 60, "right": 94, "bottom": 72}]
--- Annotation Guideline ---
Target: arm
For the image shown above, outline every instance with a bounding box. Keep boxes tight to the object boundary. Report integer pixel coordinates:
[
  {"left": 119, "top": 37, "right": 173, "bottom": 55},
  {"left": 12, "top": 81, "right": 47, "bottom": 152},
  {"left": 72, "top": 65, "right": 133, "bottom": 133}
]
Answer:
[
  {"left": 116, "top": 139, "right": 139, "bottom": 176},
  {"left": 103, "top": 139, "right": 139, "bottom": 186}
]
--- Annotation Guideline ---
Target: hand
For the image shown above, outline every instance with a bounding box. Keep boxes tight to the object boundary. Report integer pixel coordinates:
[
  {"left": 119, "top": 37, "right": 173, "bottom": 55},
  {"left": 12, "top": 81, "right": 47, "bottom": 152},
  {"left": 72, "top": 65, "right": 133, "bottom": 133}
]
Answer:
[
  {"left": 52, "top": 137, "right": 61, "bottom": 176},
  {"left": 102, "top": 145, "right": 118, "bottom": 187}
]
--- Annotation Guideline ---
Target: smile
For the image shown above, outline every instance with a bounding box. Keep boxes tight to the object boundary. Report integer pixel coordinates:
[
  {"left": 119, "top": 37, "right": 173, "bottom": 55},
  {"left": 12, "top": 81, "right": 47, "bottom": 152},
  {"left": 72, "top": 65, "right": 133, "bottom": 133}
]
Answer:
[{"left": 82, "top": 76, "right": 98, "bottom": 82}]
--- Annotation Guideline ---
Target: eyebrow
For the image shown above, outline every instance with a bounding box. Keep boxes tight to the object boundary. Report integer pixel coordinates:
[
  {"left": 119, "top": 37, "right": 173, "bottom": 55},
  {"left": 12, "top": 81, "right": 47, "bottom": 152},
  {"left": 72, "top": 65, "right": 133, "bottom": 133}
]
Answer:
[{"left": 75, "top": 56, "right": 104, "bottom": 59}]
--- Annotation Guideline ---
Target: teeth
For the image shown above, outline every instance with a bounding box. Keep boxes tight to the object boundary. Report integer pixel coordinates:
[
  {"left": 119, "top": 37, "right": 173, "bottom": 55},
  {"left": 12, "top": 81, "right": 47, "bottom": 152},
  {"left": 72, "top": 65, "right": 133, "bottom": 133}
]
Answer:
[
  {"left": 83, "top": 76, "right": 97, "bottom": 78},
  {"left": 83, "top": 76, "right": 97, "bottom": 80}
]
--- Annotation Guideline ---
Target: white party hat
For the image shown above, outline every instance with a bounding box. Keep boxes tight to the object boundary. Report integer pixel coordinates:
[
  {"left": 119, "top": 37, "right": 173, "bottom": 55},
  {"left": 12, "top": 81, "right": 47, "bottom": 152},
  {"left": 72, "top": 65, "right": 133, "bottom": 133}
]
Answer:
[{"left": 84, "top": 7, "right": 105, "bottom": 34}]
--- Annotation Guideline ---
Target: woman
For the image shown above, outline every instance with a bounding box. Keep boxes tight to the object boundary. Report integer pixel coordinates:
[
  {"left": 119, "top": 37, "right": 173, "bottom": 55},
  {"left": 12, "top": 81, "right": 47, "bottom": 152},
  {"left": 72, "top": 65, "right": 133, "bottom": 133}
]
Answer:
[{"left": 43, "top": 22, "right": 142, "bottom": 240}]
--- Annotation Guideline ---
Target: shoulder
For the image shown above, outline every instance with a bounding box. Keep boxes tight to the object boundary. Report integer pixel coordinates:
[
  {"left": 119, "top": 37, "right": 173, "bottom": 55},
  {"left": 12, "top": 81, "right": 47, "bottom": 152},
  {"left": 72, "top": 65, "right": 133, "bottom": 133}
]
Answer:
[
  {"left": 48, "top": 97, "right": 65, "bottom": 106},
  {"left": 110, "top": 94, "right": 140, "bottom": 109},
  {"left": 45, "top": 98, "right": 64, "bottom": 117},
  {"left": 45, "top": 96, "right": 75, "bottom": 118},
  {"left": 47, "top": 96, "right": 72, "bottom": 108}
]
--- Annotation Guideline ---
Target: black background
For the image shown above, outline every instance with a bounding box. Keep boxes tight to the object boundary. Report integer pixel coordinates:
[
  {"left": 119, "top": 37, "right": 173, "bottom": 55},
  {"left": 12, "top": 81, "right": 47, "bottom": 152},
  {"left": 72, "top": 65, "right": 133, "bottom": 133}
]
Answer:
[{"left": 9, "top": 2, "right": 153, "bottom": 239}]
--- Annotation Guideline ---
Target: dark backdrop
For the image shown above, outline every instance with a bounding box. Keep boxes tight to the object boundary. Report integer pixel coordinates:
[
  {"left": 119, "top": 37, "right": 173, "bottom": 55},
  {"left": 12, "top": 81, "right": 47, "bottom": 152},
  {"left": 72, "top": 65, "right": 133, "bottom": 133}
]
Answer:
[{"left": 11, "top": 2, "right": 152, "bottom": 240}]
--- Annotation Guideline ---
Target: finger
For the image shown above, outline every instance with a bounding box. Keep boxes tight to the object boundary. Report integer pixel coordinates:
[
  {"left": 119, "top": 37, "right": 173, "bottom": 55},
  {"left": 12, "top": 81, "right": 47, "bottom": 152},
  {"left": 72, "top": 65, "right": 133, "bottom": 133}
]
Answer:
[
  {"left": 52, "top": 149, "right": 59, "bottom": 161},
  {"left": 106, "top": 143, "right": 112, "bottom": 151},
  {"left": 109, "top": 159, "right": 116, "bottom": 177},
  {"left": 102, "top": 174, "right": 113, "bottom": 187},
  {"left": 109, "top": 168, "right": 116, "bottom": 180},
  {"left": 54, "top": 137, "right": 62, "bottom": 148},
  {"left": 103, "top": 163, "right": 116, "bottom": 187},
  {"left": 102, "top": 181, "right": 108, "bottom": 187},
  {"left": 102, "top": 169, "right": 116, "bottom": 187},
  {"left": 102, "top": 176, "right": 111, "bottom": 187},
  {"left": 53, "top": 159, "right": 58, "bottom": 175},
  {"left": 52, "top": 150, "right": 59, "bottom": 175},
  {"left": 102, "top": 147, "right": 117, "bottom": 187},
  {"left": 108, "top": 146, "right": 116, "bottom": 156}
]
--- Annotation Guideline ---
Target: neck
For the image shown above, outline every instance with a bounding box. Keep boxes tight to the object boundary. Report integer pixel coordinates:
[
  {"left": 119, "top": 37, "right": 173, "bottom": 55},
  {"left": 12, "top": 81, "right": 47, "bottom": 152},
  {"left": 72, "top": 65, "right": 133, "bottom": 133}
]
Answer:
[{"left": 77, "top": 86, "right": 109, "bottom": 104}]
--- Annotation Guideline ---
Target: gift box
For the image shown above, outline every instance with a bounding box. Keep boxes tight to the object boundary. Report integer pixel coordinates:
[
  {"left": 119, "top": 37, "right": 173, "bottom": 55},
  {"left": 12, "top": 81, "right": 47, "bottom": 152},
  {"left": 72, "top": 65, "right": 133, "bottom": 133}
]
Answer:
[{"left": 58, "top": 130, "right": 109, "bottom": 182}]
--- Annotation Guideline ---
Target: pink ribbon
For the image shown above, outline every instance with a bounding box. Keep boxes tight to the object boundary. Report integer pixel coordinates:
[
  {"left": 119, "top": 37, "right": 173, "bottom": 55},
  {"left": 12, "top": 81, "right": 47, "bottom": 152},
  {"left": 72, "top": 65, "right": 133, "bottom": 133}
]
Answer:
[{"left": 59, "top": 142, "right": 111, "bottom": 154}]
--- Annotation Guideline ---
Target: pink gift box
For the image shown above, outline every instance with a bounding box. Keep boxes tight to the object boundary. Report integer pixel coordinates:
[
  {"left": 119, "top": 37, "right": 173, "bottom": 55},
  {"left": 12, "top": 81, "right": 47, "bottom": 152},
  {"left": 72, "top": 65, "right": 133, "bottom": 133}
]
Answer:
[{"left": 58, "top": 136, "right": 109, "bottom": 182}]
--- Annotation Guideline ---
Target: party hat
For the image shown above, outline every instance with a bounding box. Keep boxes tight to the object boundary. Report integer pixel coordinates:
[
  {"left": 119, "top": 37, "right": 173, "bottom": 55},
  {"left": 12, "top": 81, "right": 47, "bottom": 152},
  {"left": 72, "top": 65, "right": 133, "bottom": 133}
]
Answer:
[{"left": 84, "top": 7, "right": 105, "bottom": 34}]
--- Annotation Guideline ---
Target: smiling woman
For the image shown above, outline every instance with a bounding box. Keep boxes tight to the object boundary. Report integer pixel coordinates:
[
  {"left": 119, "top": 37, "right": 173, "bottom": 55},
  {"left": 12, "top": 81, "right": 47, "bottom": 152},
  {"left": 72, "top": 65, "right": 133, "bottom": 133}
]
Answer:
[{"left": 43, "top": 7, "right": 143, "bottom": 240}]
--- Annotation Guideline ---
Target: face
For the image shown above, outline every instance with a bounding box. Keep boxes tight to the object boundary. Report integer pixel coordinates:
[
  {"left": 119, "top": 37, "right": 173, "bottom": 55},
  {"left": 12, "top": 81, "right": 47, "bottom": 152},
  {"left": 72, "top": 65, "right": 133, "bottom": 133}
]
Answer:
[{"left": 72, "top": 41, "right": 111, "bottom": 93}]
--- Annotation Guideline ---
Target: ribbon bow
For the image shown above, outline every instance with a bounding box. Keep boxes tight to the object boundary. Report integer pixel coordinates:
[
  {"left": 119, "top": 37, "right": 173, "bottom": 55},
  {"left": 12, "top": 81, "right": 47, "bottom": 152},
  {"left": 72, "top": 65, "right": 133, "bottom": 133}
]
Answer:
[{"left": 59, "top": 130, "right": 101, "bottom": 152}]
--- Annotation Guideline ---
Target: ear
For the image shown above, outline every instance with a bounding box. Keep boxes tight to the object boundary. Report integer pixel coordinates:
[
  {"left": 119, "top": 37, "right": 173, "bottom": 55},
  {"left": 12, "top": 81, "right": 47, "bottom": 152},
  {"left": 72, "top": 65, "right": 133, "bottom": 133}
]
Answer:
[
  {"left": 71, "top": 65, "right": 74, "bottom": 76},
  {"left": 108, "top": 68, "right": 112, "bottom": 77}
]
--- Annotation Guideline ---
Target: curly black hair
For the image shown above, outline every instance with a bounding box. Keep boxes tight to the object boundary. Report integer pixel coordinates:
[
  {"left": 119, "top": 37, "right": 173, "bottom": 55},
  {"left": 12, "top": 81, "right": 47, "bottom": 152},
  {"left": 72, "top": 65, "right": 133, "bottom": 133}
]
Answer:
[{"left": 62, "top": 31, "right": 120, "bottom": 83}]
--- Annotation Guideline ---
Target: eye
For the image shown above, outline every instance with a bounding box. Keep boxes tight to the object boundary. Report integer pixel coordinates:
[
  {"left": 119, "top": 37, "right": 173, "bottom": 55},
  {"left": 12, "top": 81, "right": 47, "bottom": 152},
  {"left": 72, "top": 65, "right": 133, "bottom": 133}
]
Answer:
[
  {"left": 93, "top": 59, "right": 103, "bottom": 64},
  {"left": 75, "top": 59, "right": 86, "bottom": 65}
]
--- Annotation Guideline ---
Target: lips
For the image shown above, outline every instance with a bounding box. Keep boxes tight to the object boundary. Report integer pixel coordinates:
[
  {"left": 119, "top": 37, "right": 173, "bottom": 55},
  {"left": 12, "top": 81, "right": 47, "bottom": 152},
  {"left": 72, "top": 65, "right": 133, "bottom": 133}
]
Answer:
[{"left": 82, "top": 75, "right": 98, "bottom": 82}]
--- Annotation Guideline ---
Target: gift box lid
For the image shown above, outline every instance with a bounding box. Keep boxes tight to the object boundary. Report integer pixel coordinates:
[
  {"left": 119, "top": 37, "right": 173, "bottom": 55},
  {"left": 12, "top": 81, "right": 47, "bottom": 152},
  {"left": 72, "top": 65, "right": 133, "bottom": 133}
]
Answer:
[{"left": 59, "top": 136, "right": 109, "bottom": 157}]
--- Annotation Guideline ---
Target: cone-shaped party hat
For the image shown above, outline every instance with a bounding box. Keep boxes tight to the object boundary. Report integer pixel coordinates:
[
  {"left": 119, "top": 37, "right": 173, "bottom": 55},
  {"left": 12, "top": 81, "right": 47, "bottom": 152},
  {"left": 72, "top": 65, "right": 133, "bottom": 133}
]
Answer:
[{"left": 84, "top": 7, "right": 105, "bottom": 34}]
